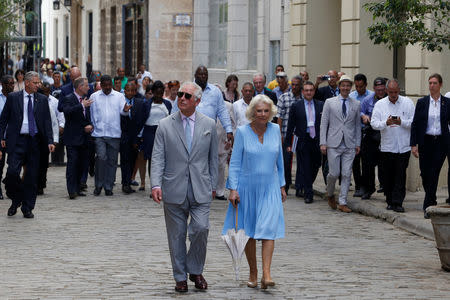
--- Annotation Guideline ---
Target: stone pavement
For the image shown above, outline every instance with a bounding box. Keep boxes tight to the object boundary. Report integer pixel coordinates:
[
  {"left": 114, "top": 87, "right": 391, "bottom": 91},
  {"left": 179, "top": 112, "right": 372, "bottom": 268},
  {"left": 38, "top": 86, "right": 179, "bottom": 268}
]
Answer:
[
  {"left": 310, "top": 170, "right": 448, "bottom": 241},
  {"left": 0, "top": 166, "right": 449, "bottom": 299}
]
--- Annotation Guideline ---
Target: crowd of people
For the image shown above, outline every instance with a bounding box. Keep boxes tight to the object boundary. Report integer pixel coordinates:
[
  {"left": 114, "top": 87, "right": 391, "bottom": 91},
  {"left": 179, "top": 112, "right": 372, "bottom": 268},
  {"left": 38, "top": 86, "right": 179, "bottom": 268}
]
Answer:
[{"left": 0, "top": 59, "right": 449, "bottom": 292}]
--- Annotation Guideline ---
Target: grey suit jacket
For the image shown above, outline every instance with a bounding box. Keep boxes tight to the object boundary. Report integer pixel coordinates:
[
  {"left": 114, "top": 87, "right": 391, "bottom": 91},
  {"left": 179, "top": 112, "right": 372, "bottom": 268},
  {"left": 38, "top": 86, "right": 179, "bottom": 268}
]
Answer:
[
  {"left": 319, "top": 96, "right": 361, "bottom": 148},
  {"left": 150, "top": 111, "right": 219, "bottom": 204}
]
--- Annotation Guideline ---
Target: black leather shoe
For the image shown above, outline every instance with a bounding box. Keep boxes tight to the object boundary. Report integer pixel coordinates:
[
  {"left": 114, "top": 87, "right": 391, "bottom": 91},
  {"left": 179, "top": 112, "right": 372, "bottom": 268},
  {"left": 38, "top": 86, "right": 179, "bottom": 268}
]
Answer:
[
  {"left": 386, "top": 204, "right": 393, "bottom": 210},
  {"left": 215, "top": 195, "right": 227, "bottom": 200},
  {"left": 295, "top": 189, "right": 304, "bottom": 198},
  {"left": 23, "top": 211, "right": 34, "bottom": 218},
  {"left": 393, "top": 205, "right": 405, "bottom": 213},
  {"left": 175, "top": 280, "right": 188, "bottom": 293},
  {"left": 94, "top": 187, "right": 102, "bottom": 196},
  {"left": 77, "top": 192, "right": 86, "bottom": 197},
  {"left": 304, "top": 197, "right": 313, "bottom": 204},
  {"left": 79, "top": 183, "right": 88, "bottom": 191},
  {"left": 37, "top": 188, "right": 44, "bottom": 195},
  {"left": 7, "top": 205, "right": 17, "bottom": 216},
  {"left": 424, "top": 211, "right": 431, "bottom": 219},
  {"left": 69, "top": 193, "right": 77, "bottom": 199},
  {"left": 105, "top": 190, "right": 113, "bottom": 196},
  {"left": 189, "top": 274, "right": 208, "bottom": 290},
  {"left": 353, "top": 189, "right": 364, "bottom": 197},
  {"left": 122, "top": 185, "right": 135, "bottom": 194}
]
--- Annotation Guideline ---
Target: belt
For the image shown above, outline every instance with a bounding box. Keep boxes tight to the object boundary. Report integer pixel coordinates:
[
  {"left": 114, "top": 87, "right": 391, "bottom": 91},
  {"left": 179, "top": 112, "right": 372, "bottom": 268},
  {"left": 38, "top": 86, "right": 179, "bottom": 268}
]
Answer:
[{"left": 425, "top": 134, "right": 441, "bottom": 140}]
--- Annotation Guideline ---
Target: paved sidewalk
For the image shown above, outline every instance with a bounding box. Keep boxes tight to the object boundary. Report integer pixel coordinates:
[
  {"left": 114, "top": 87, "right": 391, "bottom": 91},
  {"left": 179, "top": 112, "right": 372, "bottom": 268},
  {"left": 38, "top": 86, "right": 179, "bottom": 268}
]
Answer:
[
  {"left": 309, "top": 171, "right": 448, "bottom": 241},
  {"left": 0, "top": 165, "right": 448, "bottom": 298}
]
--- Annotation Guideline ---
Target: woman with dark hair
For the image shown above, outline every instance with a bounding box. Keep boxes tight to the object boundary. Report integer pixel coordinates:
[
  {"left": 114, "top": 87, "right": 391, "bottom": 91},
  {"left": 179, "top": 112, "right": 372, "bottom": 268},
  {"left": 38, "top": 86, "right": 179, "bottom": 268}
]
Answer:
[
  {"left": 13, "top": 69, "right": 25, "bottom": 92},
  {"left": 142, "top": 80, "right": 173, "bottom": 177},
  {"left": 223, "top": 74, "right": 239, "bottom": 103}
]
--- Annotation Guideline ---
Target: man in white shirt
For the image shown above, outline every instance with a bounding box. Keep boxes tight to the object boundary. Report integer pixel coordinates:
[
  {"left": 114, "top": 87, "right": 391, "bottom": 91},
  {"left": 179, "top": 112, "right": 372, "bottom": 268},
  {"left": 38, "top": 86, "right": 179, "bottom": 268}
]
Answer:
[
  {"left": 232, "top": 82, "right": 254, "bottom": 128},
  {"left": 89, "top": 75, "right": 132, "bottom": 196},
  {"left": 371, "top": 79, "right": 415, "bottom": 213}
]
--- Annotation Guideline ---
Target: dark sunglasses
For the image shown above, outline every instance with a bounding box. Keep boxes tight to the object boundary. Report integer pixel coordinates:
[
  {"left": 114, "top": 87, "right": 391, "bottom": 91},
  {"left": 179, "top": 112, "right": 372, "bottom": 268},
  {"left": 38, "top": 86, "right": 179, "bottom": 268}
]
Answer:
[{"left": 177, "top": 91, "right": 193, "bottom": 99}]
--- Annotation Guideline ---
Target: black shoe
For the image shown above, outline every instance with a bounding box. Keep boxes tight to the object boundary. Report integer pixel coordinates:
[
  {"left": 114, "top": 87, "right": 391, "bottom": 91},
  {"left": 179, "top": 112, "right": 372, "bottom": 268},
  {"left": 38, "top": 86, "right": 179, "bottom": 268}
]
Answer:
[
  {"left": 7, "top": 205, "right": 17, "bottom": 216},
  {"left": 79, "top": 183, "right": 88, "bottom": 191},
  {"left": 353, "top": 189, "right": 364, "bottom": 197},
  {"left": 295, "top": 189, "right": 304, "bottom": 198},
  {"left": 139, "top": 186, "right": 145, "bottom": 191},
  {"left": 304, "top": 197, "right": 313, "bottom": 204},
  {"left": 424, "top": 211, "right": 431, "bottom": 219},
  {"left": 69, "top": 193, "right": 77, "bottom": 199},
  {"left": 393, "top": 205, "right": 405, "bottom": 213},
  {"left": 105, "top": 190, "right": 113, "bottom": 196},
  {"left": 77, "top": 192, "right": 86, "bottom": 197},
  {"left": 377, "top": 187, "right": 384, "bottom": 193},
  {"left": 446, "top": 198, "right": 450, "bottom": 204},
  {"left": 215, "top": 195, "right": 227, "bottom": 200},
  {"left": 361, "top": 193, "right": 371, "bottom": 200},
  {"left": 23, "top": 211, "right": 34, "bottom": 218},
  {"left": 130, "top": 180, "right": 139, "bottom": 186},
  {"left": 386, "top": 204, "right": 393, "bottom": 210},
  {"left": 122, "top": 185, "right": 135, "bottom": 194},
  {"left": 94, "top": 187, "right": 102, "bottom": 196},
  {"left": 37, "top": 188, "right": 44, "bottom": 195}
]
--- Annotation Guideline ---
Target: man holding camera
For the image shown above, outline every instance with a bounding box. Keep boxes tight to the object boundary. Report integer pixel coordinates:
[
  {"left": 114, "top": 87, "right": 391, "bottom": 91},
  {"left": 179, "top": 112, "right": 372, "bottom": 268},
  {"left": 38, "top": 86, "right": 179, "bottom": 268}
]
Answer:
[
  {"left": 370, "top": 79, "right": 415, "bottom": 213},
  {"left": 314, "top": 70, "right": 340, "bottom": 102}
]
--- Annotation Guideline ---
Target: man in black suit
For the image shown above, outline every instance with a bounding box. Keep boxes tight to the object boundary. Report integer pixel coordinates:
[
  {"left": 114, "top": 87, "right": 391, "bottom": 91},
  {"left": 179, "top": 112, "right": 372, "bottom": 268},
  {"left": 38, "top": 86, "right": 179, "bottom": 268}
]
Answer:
[
  {"left": 120, "top": 81, "right": 148, "bottom": 194},
  {"left": 411, "top": 73, "right": 450, "bottom": 219},
  {"left": 285, "top": 81, "right": 323, "bottom": 203},
  {"left": 314, "top": 70, "right": 340, "bottom": 102},
  {"left": 0, "top": 71, "right": 54, "bottom": 218},
  {"left": 253, "top": 73, "right": 278, "bottom": 123},
  {"left": 58, "top": 77, "right": 93, "bottom": 199}
]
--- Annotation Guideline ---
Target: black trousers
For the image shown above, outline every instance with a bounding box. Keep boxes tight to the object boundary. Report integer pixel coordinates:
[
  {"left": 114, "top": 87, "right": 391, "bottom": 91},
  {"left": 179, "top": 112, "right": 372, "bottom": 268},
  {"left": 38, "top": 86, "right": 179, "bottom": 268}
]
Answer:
[
  {"left": 382, "top": 151, "right": 410, "bottom": 207},
  {"left": 37, "top": 139, "right": 50, "bottom": 190},
  {"left": 419, "top": 135, "right": 447, "bottom": 211},
  {"left": 296, "top": 136, "right": 321, "bottom": 199},
  {"left": 120, "top": 139, "right": 138, "bottom": 186},
  {"left": 282, "top": 144, "right": 293, "bottom": 191},
  {"left": 66, "top": 144, "right": 89, "bottom": 195},
  {"left": 361, "top": 130, "right": 383, "bottom": 193},
  {"left": 321, "top": 154, "right": 328, "bottom": 185},
  {"left": 0, "top": 146, "right": 6, "bottom": 191},
  {"left": 4, "top": 135, "right": 40, "bottom": 212},
  {"left": 352, "top": 133, "right": 362, "bottom": 190},
  {"left": 51, "top": 133, "right": 65, "bottom": 164}
]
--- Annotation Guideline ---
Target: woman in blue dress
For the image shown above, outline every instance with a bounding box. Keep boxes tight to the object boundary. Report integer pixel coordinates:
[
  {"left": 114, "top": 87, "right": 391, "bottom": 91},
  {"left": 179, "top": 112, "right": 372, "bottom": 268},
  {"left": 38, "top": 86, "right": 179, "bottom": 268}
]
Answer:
[{"left": 223, "top": 94, "right": 287, "bottom": 289}]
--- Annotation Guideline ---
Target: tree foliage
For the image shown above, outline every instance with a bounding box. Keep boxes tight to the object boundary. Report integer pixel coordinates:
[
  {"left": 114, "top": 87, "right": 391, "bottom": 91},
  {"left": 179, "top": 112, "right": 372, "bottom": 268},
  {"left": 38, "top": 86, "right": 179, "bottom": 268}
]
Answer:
[
  {"left": 0, "top": 0, "right": 33, "bottom": 42},
  {"left": 364, "top": 0, "right": 450, "bottom": 52}
]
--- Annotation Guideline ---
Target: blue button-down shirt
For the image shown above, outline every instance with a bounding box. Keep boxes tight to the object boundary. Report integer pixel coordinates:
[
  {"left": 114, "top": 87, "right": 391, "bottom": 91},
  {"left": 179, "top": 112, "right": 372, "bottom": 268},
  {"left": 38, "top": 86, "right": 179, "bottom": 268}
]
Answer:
[
  {"left": 172, "top": 83, "right": 232, "bottom": 133},
  {"left": 361, "top": 94, "right": 380, "bottom": 118},
  {"left": 0, "top": 92, "right": 6, "bottom": 115},
  {"left": 349, "top": 89, "right": 374, "bottom": 102},
  {"left": 273, "top": 86, "right": 291, "bottom": 100},
  {"left": 90, "top": 90, "right": 127, "bottom": 138}
]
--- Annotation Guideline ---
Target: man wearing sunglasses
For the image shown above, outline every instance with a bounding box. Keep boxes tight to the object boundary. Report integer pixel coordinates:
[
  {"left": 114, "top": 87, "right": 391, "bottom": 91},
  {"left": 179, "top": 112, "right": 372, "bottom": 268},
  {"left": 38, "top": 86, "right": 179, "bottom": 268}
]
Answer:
[
  {"left": 151, "top": 82, "right": 218, "bottom": 293},
  {"left": 172, "top": 66, "right": 233, "bottom": 144}
]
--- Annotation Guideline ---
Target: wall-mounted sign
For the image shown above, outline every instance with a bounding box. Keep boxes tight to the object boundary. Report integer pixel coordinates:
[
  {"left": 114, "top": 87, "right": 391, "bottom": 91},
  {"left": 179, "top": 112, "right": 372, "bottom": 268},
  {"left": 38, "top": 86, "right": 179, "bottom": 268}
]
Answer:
[{"left": 173, "top": 14, "right": 191, "bottom": 27}]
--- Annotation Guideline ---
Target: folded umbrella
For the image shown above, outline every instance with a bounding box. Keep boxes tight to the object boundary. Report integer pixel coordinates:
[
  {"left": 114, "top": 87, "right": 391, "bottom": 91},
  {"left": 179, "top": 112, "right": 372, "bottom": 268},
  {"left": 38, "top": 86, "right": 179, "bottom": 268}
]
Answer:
[{"left": 221, "top": 205, "right": 250, "bottom": 280}]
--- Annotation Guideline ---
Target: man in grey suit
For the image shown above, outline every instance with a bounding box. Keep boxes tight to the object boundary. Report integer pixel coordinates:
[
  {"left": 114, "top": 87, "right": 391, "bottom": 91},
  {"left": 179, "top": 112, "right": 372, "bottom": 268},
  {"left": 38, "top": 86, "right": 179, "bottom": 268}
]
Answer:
[
  {"left": 151, "top": 82, "right": 218, "bottom": 293},
  {"left": 320, "top": 75, "right": 361, "bottom": 213}
]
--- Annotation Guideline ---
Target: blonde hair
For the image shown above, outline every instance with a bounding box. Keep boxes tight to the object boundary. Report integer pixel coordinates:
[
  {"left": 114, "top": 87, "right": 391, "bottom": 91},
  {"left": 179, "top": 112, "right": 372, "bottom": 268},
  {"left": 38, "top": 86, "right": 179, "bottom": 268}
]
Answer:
[{"left": 245, "top": 94, "right": 277, "bottom": 122}]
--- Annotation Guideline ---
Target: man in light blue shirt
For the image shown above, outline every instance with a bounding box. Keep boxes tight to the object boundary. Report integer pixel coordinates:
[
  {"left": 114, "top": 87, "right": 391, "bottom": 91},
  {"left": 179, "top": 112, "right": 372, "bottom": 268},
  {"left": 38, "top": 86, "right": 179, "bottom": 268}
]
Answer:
[
  {"left": 0, "top": 75, "right": 14, "bottom": 200},
  {"left": 172, "top": 66, "right": 233, "bottom": 143},
  {"left": 348, "top": 73, "right": 373, "bottom": 197},
  {"left": 89, "top": 75, "right": 131, "bottom": 196}
]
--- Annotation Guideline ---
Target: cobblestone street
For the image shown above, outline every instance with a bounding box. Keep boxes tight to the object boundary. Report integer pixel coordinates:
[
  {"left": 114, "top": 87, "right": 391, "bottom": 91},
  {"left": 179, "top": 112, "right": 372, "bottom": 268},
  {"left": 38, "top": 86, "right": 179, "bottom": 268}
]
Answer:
[{"left": 0, "top": 166, "right": 448, "bottom": 299}]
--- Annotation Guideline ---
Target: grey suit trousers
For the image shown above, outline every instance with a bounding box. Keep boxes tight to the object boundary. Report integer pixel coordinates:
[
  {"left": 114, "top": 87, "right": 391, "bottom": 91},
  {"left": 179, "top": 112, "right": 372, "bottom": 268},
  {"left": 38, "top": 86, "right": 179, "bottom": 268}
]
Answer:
[
  {"left": 94, "top": 137, "right": 120, "bottom": 191},
  {"left": 326, "top": 141, "right": 355, "bottom": 205},
  {"left": 163, "top": 177, "right": 210, "bottom": 282}
]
